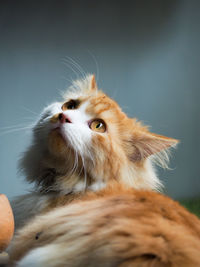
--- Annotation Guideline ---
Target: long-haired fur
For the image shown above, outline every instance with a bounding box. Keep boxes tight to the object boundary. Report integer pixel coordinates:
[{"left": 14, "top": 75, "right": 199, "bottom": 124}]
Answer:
[{"left": 10, "top": 184, "right": 200, "bottom": 267}]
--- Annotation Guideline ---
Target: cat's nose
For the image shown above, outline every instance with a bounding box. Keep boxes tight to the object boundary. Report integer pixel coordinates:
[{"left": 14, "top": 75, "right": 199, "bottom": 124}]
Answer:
[{"left": 58, "top": 113, "right": 71, "bottom": 123}]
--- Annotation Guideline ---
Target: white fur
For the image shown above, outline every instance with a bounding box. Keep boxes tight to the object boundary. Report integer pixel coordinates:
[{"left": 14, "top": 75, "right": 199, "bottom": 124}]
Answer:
[
  {"left": 89, "top": 181, "right": 106, "bottom": 191},
  {"left": 17, "top": 246, "right": 53, "bottom": 267},
  {"left": 120, "top": 158, "right": 162, "bottom": 191},
  {"left": 60, "top": 101, "right": 93, "bottom": 157},
  {"left": 73, "top": 181, "right": 86, "bottom": 192}
]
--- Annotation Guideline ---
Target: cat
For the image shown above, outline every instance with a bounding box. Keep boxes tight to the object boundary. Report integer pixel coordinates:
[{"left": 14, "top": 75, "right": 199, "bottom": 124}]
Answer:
[
  {"left": 9, "top": 74, "right": 196, "bottom": 266},
  {"left": 12, "top": 74, "right": 178, "bottom": 229},
  {"left": 9, "top": 184, "right": 200, "bottom": 267}
]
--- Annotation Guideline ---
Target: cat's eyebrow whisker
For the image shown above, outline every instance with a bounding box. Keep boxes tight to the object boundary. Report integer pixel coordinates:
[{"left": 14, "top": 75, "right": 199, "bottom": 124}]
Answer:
[
  {"left": 63, "top": 57, "right": 87, "bottom": 80},
  {"left": 60, "top": 76, "right": 74, "bottom": 87},
  {"left": 62, "top": 58, "right": 81, "bottom": 77},
  {"left": 71, "top": 58, "right": 87, "bottom": 80},
  {"left": 61, "top": 60, "right": 80, "bottom": 79}
]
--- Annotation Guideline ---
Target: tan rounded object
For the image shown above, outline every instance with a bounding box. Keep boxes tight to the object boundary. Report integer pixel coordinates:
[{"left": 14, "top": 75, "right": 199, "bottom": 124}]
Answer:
[{"left": 0, "top": 194, "right": 14, "bottom": 251}]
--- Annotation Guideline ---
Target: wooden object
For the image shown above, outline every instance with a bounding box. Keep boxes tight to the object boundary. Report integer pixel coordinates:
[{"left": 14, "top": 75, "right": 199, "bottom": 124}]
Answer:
[{"left": 0, "top": 194, "right": 14, "bottom": 251}]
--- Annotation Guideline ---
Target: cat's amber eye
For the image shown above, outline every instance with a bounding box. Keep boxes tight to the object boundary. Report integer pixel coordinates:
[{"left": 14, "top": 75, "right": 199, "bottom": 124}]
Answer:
[
  {"left": 89, "top": 119, "right": 106, "bottom": 133},
  {"left": 62, "top": 99, "right": 79, "bottom": 110}
]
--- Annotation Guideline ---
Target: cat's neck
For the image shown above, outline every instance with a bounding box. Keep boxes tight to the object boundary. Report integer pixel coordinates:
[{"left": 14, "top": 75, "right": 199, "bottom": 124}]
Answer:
[
  {"left": 37, "top": 169, "right": 107, "bottom": 195},
  {"left": 35, "top": 157, "right": 161, "bottom": 196}
]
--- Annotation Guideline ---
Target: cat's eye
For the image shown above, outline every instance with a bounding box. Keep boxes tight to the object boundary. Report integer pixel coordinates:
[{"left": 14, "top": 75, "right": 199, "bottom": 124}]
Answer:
[
  {"left": 89, "top": 119, "right": 106, "bottom": 133},
  {"left": 62, "top": 99, "right": 79, "bottom": 110}
]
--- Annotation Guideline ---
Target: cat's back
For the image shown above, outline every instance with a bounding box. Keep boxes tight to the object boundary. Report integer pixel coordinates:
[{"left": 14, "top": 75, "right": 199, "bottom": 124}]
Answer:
[{"left": 10, "top": 187, "right": 200, "bottom": 267}]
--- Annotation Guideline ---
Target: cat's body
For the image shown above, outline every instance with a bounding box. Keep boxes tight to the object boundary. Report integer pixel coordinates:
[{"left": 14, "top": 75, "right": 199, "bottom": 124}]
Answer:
[
  {"left": 10, "top": 185, "right": 200, "bottom": 267},
  {"left": 12, "top": 75, "right": 177, "bottom": 229},
  {"left": 10, "top": 74, "right": 199, "bottom": 267}
]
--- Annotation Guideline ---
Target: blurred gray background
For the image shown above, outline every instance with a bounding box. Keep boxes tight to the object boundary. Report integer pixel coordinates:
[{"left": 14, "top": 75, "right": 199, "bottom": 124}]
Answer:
[{"left": 0, "top": 0, "right": 199, "bottom": 200}]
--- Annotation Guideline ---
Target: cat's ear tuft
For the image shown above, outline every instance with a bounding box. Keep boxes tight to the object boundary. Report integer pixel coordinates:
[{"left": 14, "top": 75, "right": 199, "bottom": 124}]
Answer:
[
  {"left": 129, "top": 131, "right": 179, "bottom": 162},
  {"left": 90, "top": 74, "right": 98, "bottom": 91}
]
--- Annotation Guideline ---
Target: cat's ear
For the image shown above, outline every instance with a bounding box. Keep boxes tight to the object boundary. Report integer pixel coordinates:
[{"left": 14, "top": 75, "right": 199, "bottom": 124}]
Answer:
[
  {"left": 90, "top": 74, "right": 98, "bottom": 91},
  {"left": 129, "top": 131, "right": 179, "bottom": 162}
]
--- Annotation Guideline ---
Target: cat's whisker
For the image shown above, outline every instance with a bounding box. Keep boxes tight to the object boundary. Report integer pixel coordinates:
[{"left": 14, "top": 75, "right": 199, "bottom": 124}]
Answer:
[
  {"left": 66, "top": 57, "right": 86, "bottom": 77},
  {"left": 77, "top": 152, "right": 86, "bottom": 189},
  {"left": 0, "top": 123, "right": 31, "bottom": 130},
  {"left": 81, "top": 156, "right": 87, "bottom": 191},
  {"left": 69, "top": 148, "right": 78, "bottom": 176},
  {"left": 63, "top": 57, "right": 87, "bottom": 80},
  {"left": 62, "top": 58, "right": 82, "bottom": 77},
  {"left": 86, "top": 147, "right": 95, "bottom": 167},
  {"left": 21, "top": 117, "right": 37, "bottom": 121},
  {"left": 21, "top": 106, "right": 38, "bottom": 116},
  {"left": 61, "top": 72, "right": 74, "bottom": 84},
  {"left": 74, "top": 151, "right": 78, "bottom": 173},
  {"left": 61, "top": 60, "right": 80, "bottom": 79},
  {"left": 75, "top": 151, "right": 79, "bottom": 175},
  {"left": 60, "top": 76, "right": 74, "bottom": 89},
  {"left": 78, "top": 153, "right": 85, "bottom": 180},
  {"left": 0, "top": 125, "right": 34, "bottom": 136}
]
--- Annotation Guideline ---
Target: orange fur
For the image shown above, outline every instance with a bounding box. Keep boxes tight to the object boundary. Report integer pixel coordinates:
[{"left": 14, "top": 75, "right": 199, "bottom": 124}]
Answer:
[{"left": 10, "top": 185, "right": 200, "bottom": 266}]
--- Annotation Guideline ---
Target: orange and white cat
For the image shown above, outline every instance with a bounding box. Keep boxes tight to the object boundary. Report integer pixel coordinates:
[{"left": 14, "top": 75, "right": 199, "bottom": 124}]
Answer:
[
  {"left": 9, "top": 75, "right": 200, "bottom": 266},
  {"left": 12, "top": 74, "right": 178, "bottom": 229}
]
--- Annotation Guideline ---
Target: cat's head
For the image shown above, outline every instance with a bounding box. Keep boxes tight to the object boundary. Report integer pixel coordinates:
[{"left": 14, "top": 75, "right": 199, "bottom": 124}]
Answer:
[{"left": 20, "top": 75, "right": 178, "bottom": 193}]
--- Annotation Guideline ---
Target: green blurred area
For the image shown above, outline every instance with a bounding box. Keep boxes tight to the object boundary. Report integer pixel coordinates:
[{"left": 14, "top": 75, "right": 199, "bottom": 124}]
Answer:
[{"left": 179, "top": 198, "right": 200, "bottom": 218}]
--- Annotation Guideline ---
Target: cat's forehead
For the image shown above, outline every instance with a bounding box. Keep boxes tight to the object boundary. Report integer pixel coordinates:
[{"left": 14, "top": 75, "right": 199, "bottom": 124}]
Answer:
[
  {"left": 63, "top": 89, "right": 127, "bottom": 122},
  {"left": 87, "top": 93, "right": 126, "bottom": 120}
]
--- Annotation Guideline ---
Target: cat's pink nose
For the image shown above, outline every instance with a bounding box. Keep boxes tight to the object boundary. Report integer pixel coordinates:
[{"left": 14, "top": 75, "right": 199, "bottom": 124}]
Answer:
[{"left": 58, "top": 113, "right": 71, "bottom": 123}]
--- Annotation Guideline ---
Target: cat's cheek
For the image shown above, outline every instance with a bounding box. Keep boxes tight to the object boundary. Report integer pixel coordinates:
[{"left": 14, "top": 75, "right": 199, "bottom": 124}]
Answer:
[{"left": 91, "top": 133, "right": 108, "bottom": 152}]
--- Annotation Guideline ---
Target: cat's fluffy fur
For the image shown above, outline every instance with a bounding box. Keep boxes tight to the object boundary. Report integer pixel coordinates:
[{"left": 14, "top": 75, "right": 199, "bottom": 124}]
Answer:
[
  {"left": 10, "top": 185, "right": 200, "bottom": 266},
  {"left": 9, "top": 75, "right": 200, "bottom": 266},
  {"left": 12, "top": 75, "right": 178, "bottom": 229}
]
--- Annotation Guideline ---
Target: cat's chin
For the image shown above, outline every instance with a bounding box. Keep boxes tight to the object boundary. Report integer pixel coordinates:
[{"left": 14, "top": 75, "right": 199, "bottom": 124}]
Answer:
[{"left": 47, "top": 128, "right": 69, "bottom": 157}]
